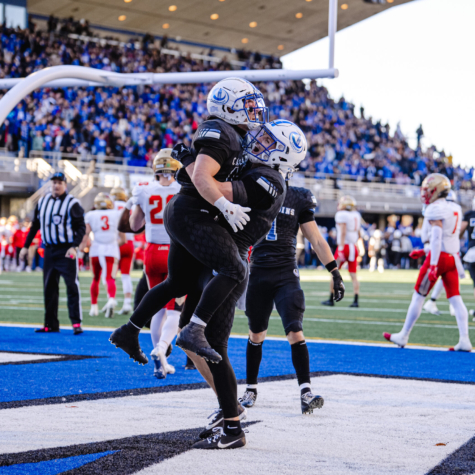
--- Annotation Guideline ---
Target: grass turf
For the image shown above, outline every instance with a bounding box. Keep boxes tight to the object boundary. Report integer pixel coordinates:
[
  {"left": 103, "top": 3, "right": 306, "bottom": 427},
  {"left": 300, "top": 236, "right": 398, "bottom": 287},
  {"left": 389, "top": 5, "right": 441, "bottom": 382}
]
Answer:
[{"left": 0, "top": 269, "right": 473, "bottom": 348}]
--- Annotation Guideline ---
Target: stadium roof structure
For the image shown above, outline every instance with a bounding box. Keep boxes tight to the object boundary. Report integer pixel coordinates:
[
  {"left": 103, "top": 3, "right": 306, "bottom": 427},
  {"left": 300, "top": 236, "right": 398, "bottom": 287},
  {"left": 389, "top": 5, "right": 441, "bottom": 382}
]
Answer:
[{"left": 28, "top": 0, "right": 413, "bottom": 56}]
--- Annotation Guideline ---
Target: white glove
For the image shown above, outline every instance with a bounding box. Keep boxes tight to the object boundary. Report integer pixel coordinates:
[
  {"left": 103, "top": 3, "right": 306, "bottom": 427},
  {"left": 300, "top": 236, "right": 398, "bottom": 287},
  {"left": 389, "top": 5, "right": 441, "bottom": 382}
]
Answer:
[
  {"left": 125, "top": 198, "right": 134, "bottom": 210},
  {"left": 214, "top": 196, "right": 251, "bottom": 233}
]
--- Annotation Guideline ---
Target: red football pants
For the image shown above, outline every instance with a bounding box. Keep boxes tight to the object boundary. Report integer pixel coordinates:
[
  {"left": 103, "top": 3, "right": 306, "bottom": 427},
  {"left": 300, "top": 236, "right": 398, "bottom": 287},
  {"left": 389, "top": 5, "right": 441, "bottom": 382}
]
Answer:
[
  {"left": 90, "top": 256, "right": 117, "bottom": 304},
  {"left": 119, "top": 240, "right": 134, "bottom": 274}
]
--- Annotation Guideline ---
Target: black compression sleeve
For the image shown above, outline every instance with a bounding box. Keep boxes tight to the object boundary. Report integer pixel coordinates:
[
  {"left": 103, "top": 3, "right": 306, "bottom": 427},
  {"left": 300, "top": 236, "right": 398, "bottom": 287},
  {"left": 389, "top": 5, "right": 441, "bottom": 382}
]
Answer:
[
  {"left": 299, "top": 209, "right": 315, "bottom": 225},
  {"left": 199, "top": 146, "right": 228, "bottom": 166}
]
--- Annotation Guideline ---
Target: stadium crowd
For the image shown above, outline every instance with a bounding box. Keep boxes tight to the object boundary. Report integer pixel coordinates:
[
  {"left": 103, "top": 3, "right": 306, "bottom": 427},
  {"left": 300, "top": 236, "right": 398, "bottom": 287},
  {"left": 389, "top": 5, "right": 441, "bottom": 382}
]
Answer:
[{"left": 0, "top": 21, "right": 473, "bottom": 188}]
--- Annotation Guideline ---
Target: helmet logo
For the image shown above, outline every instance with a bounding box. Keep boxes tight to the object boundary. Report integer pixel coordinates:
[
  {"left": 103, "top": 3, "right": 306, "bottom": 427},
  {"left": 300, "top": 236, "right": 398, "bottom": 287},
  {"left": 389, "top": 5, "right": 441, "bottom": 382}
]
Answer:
[
  {"left": 289, "top": 132, "right": 303, "bottom": 153},
  {"left": 211, "top": 88, "right": 229, "bottom": 104}
]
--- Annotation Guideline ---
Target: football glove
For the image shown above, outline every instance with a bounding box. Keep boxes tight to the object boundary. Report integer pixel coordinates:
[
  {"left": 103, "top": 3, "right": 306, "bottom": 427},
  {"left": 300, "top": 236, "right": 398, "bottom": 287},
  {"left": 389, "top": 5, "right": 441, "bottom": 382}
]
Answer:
[
  {"left": 409, "top": 249, "right": 426, "bottom": 260},
  {"left": 428, "top": 265, "right": 438, "bottom": 283},
  {"left": 332, "top": 269, "right": 345, "bottom": 302},
  {"left": 171, "top": 143, "right": 194, "bottom": 166},
  {"left": 214, "top": 196, "right": 251, "bottom": 233}
]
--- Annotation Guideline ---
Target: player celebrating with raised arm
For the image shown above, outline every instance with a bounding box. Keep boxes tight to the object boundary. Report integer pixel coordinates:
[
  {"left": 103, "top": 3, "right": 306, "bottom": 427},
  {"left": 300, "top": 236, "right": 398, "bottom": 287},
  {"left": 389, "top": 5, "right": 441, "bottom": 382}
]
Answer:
[
  {"left": 80, "top": 193, "right": 125, "bottom": 319},
  {"left": 383, "top": 174, "right": 472, "bottom": 352},
  {"left": 110, "top": 187, "right": 135, "bottom": 315},
  {"left": 128, "top": 149, "right": 183, "bottom": 379},
  {"left": 322, "top": 196, "right": 361, "bottom": 308},
  {"left": 240, "top": 185, "right": 345, "bottom": 414}
]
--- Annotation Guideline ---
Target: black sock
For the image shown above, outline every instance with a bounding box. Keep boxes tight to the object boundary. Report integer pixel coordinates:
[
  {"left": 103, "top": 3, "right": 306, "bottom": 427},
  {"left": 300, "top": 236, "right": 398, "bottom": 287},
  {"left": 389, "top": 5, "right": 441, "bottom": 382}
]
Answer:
[
  {"left": 354, "top": 294, "right": 359, "bottom": 304},
  {"left": 291, "top": 340, "right": 310, "bottom": 387},
  {"left": 431, "top": 297, "right": 436, "bottom": 302},
  {"left": 224, "top": 419, "right": 242, "bottom": 436},
  {"left": 246, "top": 339, "right": 263, "bottom": 386},
  {"left": 300, "top": 386, "right": 311, "bottom": 396},
  {"left": 330, "top": 293, "right": 334, "bottom": 301}
]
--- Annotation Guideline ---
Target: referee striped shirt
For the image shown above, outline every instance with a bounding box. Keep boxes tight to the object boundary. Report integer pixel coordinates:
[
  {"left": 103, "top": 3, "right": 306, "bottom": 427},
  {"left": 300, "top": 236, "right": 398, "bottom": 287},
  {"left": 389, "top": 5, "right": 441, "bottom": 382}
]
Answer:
[{"left": 24, "top": 192, "right": 86, "bottom": 248}]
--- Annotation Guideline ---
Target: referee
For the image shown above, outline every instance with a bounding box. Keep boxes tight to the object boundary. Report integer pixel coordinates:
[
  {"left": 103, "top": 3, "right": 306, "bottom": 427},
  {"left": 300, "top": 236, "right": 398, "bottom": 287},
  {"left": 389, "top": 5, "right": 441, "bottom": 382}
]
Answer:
[{"left": 21, "top": 172, "right": 86, "bottom": 334}]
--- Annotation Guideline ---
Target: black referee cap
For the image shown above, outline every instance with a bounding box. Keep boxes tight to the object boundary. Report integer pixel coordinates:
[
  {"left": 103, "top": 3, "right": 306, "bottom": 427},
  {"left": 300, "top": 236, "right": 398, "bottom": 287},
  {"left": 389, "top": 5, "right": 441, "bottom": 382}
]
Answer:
[{"left": 50, "top": 172, "right": 66, "bottom": 182}]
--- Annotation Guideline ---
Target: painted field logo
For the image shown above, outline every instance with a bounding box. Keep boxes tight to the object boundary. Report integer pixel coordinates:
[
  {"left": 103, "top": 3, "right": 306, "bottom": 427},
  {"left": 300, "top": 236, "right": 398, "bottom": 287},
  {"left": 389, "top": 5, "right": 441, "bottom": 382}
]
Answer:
[
  {"left": 212, "top": 88, "right": 229, "bottom": 104},
  {"left": 289, "top": 132, "right": 303, "bottom": 153}
]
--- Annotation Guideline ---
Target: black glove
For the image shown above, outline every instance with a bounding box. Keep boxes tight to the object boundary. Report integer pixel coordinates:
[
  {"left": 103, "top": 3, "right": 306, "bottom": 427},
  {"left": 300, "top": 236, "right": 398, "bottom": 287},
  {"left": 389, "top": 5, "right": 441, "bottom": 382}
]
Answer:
[
  {"left": 171, "top": 143, "right": 195, "bottom": 167},
  {"left": 332, "top": 269, "right": 345, "bottom": 302}
]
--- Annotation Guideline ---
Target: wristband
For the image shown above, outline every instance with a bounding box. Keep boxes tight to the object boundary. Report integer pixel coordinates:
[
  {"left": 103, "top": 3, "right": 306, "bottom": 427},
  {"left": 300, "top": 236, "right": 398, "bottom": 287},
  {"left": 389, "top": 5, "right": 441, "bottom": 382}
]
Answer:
[{"left": 325, "top": 260, "right": 338, "bottom": 272}]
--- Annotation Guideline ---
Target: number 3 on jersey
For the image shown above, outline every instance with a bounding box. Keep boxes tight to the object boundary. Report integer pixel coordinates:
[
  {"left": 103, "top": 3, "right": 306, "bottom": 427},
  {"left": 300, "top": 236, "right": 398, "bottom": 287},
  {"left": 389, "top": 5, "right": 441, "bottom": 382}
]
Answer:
[
  {"left": 149, "top": 195, "right": 173, "bottom": 224},
  {"left": 100, "top": 215, "right": 109, "bottom": 231},
  {"left": 266, "top": 219, "right": 277, "bottom": 241}
]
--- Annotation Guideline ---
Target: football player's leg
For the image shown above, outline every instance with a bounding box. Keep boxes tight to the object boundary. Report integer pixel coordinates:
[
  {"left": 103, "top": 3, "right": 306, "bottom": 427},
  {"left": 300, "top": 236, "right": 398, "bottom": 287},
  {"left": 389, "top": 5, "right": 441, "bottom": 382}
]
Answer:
[
  {"left": 424, "top": 278, "right": 444, "bottom": 315},
  {"left": 90, "top": 257, "right": 101, "bottom": 314},
  {"left": 102, "top": 257, "right": 118, "bottom": 318},
  {"left": 118, "top": 244, "right": 134, "bottom": 314},
  {"left": 243, "top": 267, "right": 274, "bottom": 407},
  {"left": 133, "top": 272, "right": 148, "bottom": 310},
  {"left": 468, "top": 263, "right": 475, "bottom": 317},
  {"left": 348, "top": 245, "right": 359, "bottom": 307}
]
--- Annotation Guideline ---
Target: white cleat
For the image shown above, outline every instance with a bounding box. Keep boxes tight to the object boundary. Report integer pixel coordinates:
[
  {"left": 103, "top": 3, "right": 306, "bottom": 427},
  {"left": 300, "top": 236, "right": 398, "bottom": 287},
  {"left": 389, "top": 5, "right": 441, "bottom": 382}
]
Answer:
[
  {"left": 166, "top": 363, "right": 176, "bottom": 374},
  {"left": 383, "top": 331, "right": 408, "bottom": 348},
  {"left": 423, "top": 300, "right": 440, "bottom": 316},
  {"left": 469, "top": 309, "right": 475, "bottom": 321},
  {"left": 449, "top": 304, "right": 456, "bottom": 317},
  {"left": 89, "top": 304, "right": 99, "bottom": 317},
  {"left": 103, "top": 298, "right": 117, "bottom": 319},
  {"left": 151, "top": 347, "right": 170, "bottom": 379},
  {"left": 117, "top": 303, "right": 133, "bottom": 315},
  {"left": 449, "top": 337, "right": 472, "bottom": 352}
]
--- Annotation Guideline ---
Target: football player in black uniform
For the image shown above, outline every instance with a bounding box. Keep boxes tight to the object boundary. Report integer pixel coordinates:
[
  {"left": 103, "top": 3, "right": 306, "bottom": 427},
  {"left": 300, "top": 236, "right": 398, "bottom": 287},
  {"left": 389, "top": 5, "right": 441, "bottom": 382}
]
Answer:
[
  {"left": 461, "top": 197, "right": 475, "bottom": 318},
  {"left": 110, "top": 77, "right": 269, "bottom": 364},
  {"left": 239, "top": 182, "right": 345, "bottom": 415}
]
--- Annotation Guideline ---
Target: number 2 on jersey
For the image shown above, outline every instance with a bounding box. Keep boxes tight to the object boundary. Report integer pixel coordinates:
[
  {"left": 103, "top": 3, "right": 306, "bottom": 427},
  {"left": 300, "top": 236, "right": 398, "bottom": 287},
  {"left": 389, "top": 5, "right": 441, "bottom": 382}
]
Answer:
[
  {"left": 149, "top": 195, "right": 173, "bottom": 224},
  {"left": 100, "top": 215, "right": 109, "bottom": 231},
  {"left": 266, "top": 219, "right": 277, "bottom": 241}
]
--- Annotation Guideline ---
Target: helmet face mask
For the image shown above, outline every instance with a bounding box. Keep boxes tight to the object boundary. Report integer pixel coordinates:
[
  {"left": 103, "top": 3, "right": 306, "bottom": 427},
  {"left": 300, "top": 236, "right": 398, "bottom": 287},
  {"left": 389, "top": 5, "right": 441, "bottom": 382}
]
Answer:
[
  {"left": 94, "top": 193, "right": 114, "bottom": 210},
  {"left": 420, "top": 173, "right": 451, "bottom": 205},
  {"left": 207, "top": 78, "right": 269, "bottom": 130},
  {"left": 153, "top": 148, "right": 183, "bottom": 177}
]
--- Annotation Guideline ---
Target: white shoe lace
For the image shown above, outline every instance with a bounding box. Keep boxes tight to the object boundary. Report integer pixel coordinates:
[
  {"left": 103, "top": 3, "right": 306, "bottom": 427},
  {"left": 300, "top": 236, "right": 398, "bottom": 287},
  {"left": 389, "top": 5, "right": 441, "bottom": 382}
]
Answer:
[
  {"left": 207, "top": 408, "right": 222, "bottom": 424},
  {"left": 207, "top": 427, "right": 224, "bottom": 444},
  {"left": 240, "top": 391, "right": 255, "bottom": 404}
]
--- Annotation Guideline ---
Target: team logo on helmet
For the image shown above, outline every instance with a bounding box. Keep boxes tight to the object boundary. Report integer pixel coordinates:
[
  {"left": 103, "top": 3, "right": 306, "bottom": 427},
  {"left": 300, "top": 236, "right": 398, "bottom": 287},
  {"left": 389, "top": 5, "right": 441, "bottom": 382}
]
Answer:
[
  {"left": 289, "top": 132, "right": 304, "bottom": 153},
  {"left": 211, "top": 88, "right": 229, "bottom": 104}
]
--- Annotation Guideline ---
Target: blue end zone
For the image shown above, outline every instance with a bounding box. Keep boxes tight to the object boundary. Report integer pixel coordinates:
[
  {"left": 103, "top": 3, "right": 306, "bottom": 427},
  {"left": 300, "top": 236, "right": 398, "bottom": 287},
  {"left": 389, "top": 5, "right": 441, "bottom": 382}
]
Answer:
[
  {"left": 0, "top": 327, "right": 474, "bottom": 403},
  {"left": 0, "top": 451, "right": 116, "bottom": 474}
]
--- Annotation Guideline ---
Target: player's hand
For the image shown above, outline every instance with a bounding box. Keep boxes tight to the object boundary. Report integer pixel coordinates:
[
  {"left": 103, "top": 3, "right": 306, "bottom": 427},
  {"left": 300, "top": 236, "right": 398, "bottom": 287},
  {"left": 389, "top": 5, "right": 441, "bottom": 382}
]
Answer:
[
  {"left": 214, "top": 196, "right": 251, "bottom": 233},
  {"left": 171, "top": 143, "right": 193, "bottom": 164},
  {"left": 332, "top": 269, "right": 345, "bottom": 302},
  {"left": 409, "top": 249, "right": 426, "bottom": 260},
  {"left": 65, "top": 247, "right": 77, "bottom": 259},
  {"left": 19, "top": 247, "right": 28, "bottom": 260},
  {"left": 428, "top": 265, "right": 438, "bottom": 283}
]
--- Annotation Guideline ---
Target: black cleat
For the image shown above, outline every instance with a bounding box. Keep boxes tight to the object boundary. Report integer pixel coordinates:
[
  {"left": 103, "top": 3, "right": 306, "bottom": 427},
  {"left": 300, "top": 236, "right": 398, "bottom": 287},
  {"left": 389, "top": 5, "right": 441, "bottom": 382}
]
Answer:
[
  {"left": 321, "top": 299, "right": 334, "bottom": 307},
  {"left": 176, "top": 322, "right": 222, "bottom": 363},
  {"left": 199, "top": 403, "right": 247, "bottom": 439},
  {"left": 166, "top": 344, "right": 173, "bottom": 358},
  {"left": 35, "top": 327, "right": 60, "bottom": 333},
  {"left": 109, "top": 324, "right": 148, "bottom": 365},
  {"left": 193, "top": 427, "right": 246, "bottom": 450},
  {"left": 239, "top": 390, "right": 257, "bottom": 408},
  {"left": 349, "top": 301, "right": 359, "bottom": 308},
  {"left": 184, "top": 356, "right": 196, "bottom": 370},
  {"left": 72, "top": 324, "right": 83, "bottom": 335},
  {"left": 301, "top": 392, "right": 324, "bottom": 414}
]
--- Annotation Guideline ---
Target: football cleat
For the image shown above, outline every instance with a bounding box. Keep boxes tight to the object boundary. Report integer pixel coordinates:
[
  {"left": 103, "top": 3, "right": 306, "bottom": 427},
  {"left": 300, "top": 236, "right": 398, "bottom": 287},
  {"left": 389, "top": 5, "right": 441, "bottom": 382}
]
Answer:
[
  {"left": 449, "top": 304, "right": 456, "bottom": 317},
  {"left": 72, "top": 324, "right": 83, "bottom": 335},
  {"left": 109, "top": 324, "right": 148, "bottom": 365},
  {"left": 321, "top": 299, "right": 334, "bottom": 307},
  {"left": 166, "top": 363, "right": 176, "bottom": 374},
  {"left": 35, "top": 326, "right": 60, "bottom": 333},
  {"left": 118, "top": 303, "right": 133, "bottom": 315},
  {"left": 151, "top": 348, "right": 173, "bottom": 379},
  {"left": 383, "top": 332, "right": 408, "bottom": 348},
  {"left": 103, "top": 298, "right": 117, "bottom": 319},
  {"left": 176, "top": 322, "right": 222, "bottom": 363},
  {"left": 469, "top": 309, "right": 475, "bottom": 319},
  {"left": 184, "top": 356, "right": 196, "bottom": 370},
  {"left": 448, "top": 337, "right": 472, "bottom": 352},
  {"left": 301, "top": 392, "right": 324, "bottom": 415},
  {"left": 166, "top": 344, "right": 173, "bottom": 358},
  {"left": 192, "top": 427, "right": 246, "bottom": 450},
  {"left": 89, "top": 304, "right": 99, "bottom": 317},
  {"left": 199, "top": 403, "right": 247, "bottom": 439},
  {"left": 349, "top": 301, "right": 359, "bottom": 308},
  {"left": 239, "top": 390, "right": 257, "bottom": 408},
  {"left": 423, "top": 300, "right": 440, "bottom": 316}
]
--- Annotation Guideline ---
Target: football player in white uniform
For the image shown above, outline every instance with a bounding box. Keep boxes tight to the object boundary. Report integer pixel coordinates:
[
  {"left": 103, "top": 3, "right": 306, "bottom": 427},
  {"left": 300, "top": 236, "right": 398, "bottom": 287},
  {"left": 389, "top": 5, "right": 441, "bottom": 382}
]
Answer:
[
  {"left": 111, "top": 187, "right": 135, "bottom": 315},
  {"left": 384, "top": 174, "right": 471, "bottom": 351},
  {"left": 127, "top": 149, "right": 183, "bottom": 379},
  {"left": 80, "top": 193, "right": 125, "bottom": 318},
  {"left": 322, "top": 195, "right": 361, "bottom": 307}
]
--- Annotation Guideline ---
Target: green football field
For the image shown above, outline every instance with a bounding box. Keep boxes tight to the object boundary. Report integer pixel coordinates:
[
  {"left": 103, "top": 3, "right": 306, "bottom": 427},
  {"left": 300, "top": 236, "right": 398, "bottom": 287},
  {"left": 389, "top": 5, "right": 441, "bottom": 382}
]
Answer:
[{"left": 1, "top": 269, "right": 474, "bottom": 348}]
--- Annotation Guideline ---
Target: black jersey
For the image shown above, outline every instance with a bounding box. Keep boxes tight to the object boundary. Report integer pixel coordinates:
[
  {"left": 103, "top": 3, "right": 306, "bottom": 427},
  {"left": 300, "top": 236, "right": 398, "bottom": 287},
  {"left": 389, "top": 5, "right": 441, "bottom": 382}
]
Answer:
[
  {"left": 250, "top": 186, "right": 316, "bottom": 267},
  {"left": 222, "top": 164, "right": 286, "bottom": 257},
  {"left": 463, "top": 210, "right": 475, "bottom": 250},
  {"left": 176, "top": 117, "right": 247, "bottom": 198}
]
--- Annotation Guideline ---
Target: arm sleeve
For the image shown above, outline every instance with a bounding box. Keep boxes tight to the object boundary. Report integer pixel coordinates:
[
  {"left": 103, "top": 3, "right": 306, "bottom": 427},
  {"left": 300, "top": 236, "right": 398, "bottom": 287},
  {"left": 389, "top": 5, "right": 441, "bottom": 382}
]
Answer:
[
  {"left": 232, "top": 173, "right": 284, "bottom": 210},
  {"left": 430, "top": 225, "right": 442, "bottom": 265},
  {"left": 70, "top": 202, "right": 86, "bottom": 247},
  {"left": 298, "top": 190, "right": 317, "bottom": 224},
  {"left": 23, "top": 204, "right": 41, "bottom": 248}
]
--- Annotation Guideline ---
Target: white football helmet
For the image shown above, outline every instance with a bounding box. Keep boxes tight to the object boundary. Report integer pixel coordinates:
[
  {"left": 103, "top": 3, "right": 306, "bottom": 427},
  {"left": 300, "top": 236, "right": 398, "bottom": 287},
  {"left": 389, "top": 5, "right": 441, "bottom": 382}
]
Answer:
[
  {"left": 207, "top": 78, "right": 268, "bottom": 130},
  {"left": 244, "top": 120, "right": 307, "bottom": 177},
  {"left": 446, "top": 190, "right": 457, "bottom": 202}
]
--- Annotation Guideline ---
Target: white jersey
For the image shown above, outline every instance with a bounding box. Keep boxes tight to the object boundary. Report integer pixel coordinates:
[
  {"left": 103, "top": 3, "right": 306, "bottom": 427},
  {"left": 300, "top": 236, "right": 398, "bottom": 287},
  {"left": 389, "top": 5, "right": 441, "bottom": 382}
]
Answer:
[
  {"left": 424, "top": 198, "right": 461, "bottom": 255},
  {"left": 335, "top": 210, "right": 361, "bottom": 245},
  {"left": 114, "top": 200, "right": 134, "bottom": 242},
  {"left": 85, "top": 209, "right": 121, "bottom": 258},
  {"left": 132, "top": 180, "right": 181, "bottom": 244}
]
